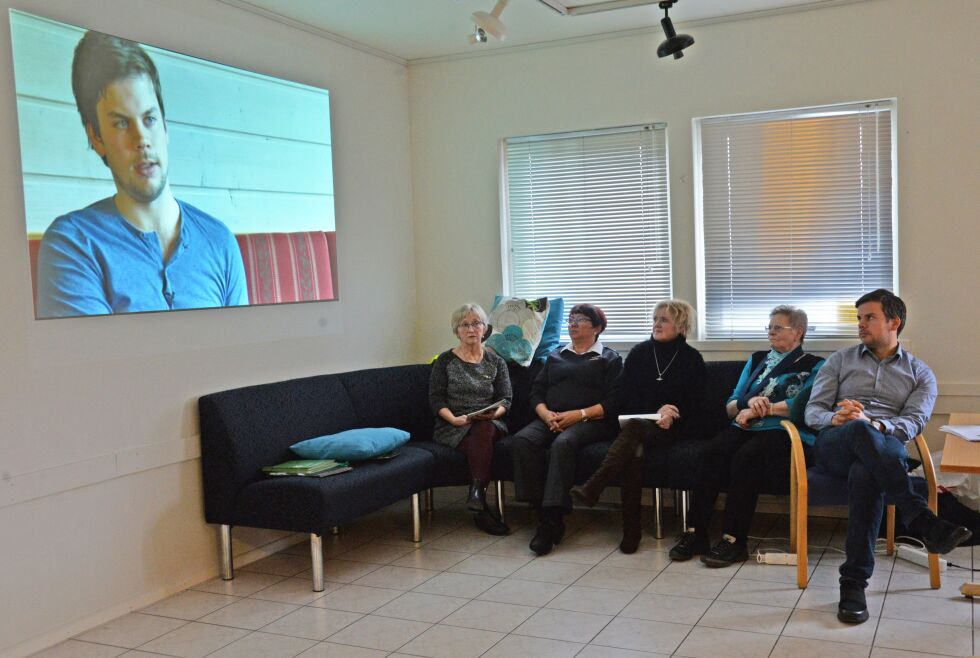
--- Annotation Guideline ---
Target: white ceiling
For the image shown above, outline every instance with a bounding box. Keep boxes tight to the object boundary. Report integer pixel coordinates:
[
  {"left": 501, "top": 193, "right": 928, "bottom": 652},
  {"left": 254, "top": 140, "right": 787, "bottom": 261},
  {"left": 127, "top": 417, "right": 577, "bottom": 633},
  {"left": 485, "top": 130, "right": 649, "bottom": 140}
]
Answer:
[{"left": 219, "top": 0, "right": 863, "bottom": 62}]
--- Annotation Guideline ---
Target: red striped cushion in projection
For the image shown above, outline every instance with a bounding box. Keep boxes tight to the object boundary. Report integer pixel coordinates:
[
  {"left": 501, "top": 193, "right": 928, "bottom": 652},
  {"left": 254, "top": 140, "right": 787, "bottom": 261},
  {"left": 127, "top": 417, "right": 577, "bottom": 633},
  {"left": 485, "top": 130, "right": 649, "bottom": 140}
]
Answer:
[{"left": 235, "top": 232, "right": 334, "bottom": 305}]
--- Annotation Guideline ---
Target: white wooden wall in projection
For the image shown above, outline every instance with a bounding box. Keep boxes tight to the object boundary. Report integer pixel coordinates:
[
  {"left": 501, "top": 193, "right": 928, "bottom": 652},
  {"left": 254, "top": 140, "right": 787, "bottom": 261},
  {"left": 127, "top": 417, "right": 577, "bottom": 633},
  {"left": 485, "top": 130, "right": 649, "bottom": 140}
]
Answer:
[{"left": 11, "top": 10, "right": 334, "bottom": 236}]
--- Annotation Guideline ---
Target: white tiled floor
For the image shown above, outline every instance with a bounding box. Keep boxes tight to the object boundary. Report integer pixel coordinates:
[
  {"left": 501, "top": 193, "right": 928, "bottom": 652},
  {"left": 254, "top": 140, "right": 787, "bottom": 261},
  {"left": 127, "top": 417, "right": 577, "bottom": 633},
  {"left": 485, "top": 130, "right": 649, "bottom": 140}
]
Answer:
[{"left": 36, "top": 488, "right": 979, "bottom": 657}]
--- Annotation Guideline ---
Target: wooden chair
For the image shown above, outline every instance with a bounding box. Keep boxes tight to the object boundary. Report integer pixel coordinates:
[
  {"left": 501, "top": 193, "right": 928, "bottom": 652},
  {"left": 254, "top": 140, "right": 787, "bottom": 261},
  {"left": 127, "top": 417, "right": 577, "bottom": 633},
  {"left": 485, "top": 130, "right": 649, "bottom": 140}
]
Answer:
[{"left": 780, "top": 419, "right": 940, "bottom": 589}]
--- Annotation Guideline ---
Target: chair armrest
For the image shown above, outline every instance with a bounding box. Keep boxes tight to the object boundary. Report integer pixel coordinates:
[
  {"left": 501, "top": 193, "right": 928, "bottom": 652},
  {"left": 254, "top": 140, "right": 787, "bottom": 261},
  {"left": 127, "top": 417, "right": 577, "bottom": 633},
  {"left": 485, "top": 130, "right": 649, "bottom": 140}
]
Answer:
[
  {"left": 781, "top": 419, "right": 809, "bottom": 497},
  {"left": 911, "top": 434, "right": 939, "bottom": 515}
]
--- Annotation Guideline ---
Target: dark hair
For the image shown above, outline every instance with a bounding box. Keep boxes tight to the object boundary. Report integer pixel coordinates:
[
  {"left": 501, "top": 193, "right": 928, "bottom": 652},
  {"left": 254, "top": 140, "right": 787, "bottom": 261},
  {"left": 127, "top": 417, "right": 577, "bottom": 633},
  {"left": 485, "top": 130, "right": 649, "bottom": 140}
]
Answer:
[
  {"left": 569, "top": 303, "right": 607, "bottom": 334},
  {"left": 855, "top": 288, "right": 906, "bottom": 335},
  {"left": 71, "top": 31, "right": 165, "bottom": 148}
]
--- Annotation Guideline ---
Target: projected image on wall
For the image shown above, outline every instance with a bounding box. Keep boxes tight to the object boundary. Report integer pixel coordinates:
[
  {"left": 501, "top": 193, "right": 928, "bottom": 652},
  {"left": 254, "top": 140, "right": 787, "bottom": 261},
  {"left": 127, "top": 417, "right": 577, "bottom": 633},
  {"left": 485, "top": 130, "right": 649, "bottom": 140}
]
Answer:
[{"left": 10, "top": 10, "right": 337, "bottom": 319}]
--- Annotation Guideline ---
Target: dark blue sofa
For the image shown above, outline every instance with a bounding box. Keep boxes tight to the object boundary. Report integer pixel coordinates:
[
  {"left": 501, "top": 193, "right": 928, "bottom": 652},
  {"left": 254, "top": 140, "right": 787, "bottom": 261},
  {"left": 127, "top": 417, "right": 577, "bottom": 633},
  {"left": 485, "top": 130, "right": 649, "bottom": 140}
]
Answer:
[{"left": 199, "top": 359, "right": 749, "bottom": 591}]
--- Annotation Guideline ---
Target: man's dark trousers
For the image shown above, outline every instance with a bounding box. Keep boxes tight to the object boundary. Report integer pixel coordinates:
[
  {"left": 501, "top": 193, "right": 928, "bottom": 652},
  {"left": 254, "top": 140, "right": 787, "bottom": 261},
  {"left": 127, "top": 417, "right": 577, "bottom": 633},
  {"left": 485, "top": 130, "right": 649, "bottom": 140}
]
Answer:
[{"left": 814, "top": 420, "right": 930, "bottom": 587}]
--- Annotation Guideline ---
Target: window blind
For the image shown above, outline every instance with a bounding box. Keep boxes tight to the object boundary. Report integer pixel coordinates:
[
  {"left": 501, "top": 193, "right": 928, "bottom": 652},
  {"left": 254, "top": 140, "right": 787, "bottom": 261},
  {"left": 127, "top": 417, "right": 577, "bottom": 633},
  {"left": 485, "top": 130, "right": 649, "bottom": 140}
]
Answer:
[
  {"left": 695, "top": 100, "right": 896, "bottom": 339},
  {"left": 503, "top": 125, "right": 671, "bottom": 341}
]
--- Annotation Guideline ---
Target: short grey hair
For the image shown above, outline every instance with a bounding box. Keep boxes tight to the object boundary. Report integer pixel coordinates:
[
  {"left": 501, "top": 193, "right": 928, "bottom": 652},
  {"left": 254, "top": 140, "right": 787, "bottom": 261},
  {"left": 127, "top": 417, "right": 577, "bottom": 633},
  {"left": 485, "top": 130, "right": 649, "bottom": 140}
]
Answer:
[
  {"left": 451, "top": 303, "right": 488, "bottom": 335},
  {"left": 770, "top": 304, "right": 808, "bottom": 342},
  {"left": 652, "top": 299, "right": 696, "bottom": 337}
]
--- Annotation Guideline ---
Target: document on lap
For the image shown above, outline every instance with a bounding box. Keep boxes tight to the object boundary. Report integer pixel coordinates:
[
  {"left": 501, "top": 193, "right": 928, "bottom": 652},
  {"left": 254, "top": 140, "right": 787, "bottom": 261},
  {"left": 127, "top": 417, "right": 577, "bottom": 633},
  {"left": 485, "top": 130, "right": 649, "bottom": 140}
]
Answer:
[{"left": 465, "top": 399, "right": 507, "bottom": 419}]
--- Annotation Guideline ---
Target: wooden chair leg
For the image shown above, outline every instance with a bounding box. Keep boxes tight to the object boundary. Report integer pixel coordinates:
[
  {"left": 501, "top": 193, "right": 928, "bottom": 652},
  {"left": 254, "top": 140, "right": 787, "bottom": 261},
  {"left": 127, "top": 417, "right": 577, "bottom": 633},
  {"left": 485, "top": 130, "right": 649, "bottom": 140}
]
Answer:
[
  {"left": 789, "top": 477, "right": 797, "bottom": 553},
  {"left": 796, "top": 491, "right": 808, "bottom": 589},
  {"left": 886, "top": 506, "right": 896, "bottom": 556},
  {"left": 914, "top": 434, "right": 942, "bottom": 590}
]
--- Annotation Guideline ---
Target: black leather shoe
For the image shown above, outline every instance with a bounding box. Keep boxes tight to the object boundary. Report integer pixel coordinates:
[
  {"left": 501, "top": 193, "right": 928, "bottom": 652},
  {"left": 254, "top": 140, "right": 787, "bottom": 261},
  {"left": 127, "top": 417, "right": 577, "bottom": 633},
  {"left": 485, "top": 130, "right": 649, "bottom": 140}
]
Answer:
[
  {"left": 918, "top": 516, "right": 972, "bottom": 555},
  {"left": 529, "top": 515, "right": 565, "bottom": 556},
  {"left": 668, "top": 531, "right": 709, "bottom": 561},
  {"left": 700, "top": 536, "right": 749, "bottom": 568},
  {"left": 467, "top": 479, "right": 487, "bottom": 512},
  {"left": 838, "top": 583, "right": 869, "bottom": 624},
  {"left": 474, "top": 509, "right": 511, "bottom": 536}
]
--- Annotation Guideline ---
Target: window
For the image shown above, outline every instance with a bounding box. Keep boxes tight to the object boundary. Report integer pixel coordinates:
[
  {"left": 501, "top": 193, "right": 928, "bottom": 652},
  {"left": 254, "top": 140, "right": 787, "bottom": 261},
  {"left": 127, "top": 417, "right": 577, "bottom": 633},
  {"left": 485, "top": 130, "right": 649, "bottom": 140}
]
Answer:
[
  {"left": 695, "top": 100, "right": 896, "bottom": 339},
  {"left": 502, "top": 125, "right": 671, "bottom": 342}
]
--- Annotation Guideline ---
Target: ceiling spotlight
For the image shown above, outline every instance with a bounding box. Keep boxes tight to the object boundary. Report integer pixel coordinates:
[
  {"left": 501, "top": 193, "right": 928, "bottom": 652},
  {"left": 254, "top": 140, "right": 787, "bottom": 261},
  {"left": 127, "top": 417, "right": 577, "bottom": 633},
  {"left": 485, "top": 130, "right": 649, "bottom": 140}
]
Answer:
[
  {"left": 468, "top": 26, "right": 488, "bottom": 45},
  {"left": 470, "top": 0, "right": 509, "bottom": 43},
  {"left": 656, "top": 0, "right": 694, "bottom": 60}
]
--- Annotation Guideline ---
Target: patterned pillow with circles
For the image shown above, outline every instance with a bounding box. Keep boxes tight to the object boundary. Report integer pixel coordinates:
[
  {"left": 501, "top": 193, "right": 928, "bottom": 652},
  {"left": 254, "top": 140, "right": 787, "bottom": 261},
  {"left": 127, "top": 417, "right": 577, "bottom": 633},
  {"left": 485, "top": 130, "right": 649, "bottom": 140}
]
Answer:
[{"left": 485, "top": 297, "right": 549, "bottom": 367}]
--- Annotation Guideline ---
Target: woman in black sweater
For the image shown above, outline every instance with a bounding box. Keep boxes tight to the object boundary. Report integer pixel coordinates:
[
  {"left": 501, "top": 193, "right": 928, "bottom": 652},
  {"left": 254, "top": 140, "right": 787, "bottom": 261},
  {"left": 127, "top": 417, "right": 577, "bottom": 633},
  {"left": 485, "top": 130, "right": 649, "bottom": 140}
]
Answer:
[
  {"left": 571, "top": 299, "right": 706, "bottom": 553},
  {"left": 511, "top": 303, "right": 623, "bottom": 556}
]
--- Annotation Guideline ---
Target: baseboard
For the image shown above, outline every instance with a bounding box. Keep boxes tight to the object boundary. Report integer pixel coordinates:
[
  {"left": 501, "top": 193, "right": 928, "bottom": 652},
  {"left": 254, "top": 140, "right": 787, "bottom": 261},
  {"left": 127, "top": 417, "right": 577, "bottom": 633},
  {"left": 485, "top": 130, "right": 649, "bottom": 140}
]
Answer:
[{"left": 2, "top": 531, "right": 305, "bottom": 658}]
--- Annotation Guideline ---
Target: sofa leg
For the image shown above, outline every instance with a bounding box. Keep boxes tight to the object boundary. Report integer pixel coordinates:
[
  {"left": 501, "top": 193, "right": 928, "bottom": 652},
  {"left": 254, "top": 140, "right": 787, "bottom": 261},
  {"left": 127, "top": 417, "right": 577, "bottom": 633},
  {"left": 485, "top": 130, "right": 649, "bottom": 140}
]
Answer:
[
  {"left": 681, "top": 490, "right": 690, "bottom": 531},
  {"left": 654, "top": 488, "right": 663, "bottom": 539},
  {"left": 311, "top": 533, "right": 324, "bottom": 592},
  {"left": 495, "top": 481, "right": 506, "bottom": 522},
  {"left": 219, "top": 525, "right": 234, "bottom": 581},
  {"left": 673, "top": 489, "right": 680, "bottom": 517},
  {"left": 412, "top": 493, "right": 422, "bottom": 543},
  {"left": 425, "top": 488, "right": 434, "bottom": 513},
  {"left": 331, "top": 526, "right": 339, "bottom": 536}
]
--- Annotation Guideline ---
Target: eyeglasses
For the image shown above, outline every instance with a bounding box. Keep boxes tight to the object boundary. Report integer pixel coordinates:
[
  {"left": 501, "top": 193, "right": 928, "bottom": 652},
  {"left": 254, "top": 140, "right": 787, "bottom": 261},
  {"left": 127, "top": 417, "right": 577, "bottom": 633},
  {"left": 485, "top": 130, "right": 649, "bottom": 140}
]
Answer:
[
  {"left": 567, "top": 315, "right": 593, "bottom": 326},
  {"left": 765, "top": 324, "right": 794, "bottom": 333},
  {"left": 458, "top": 321, "right": 486, "bottom": 331}
]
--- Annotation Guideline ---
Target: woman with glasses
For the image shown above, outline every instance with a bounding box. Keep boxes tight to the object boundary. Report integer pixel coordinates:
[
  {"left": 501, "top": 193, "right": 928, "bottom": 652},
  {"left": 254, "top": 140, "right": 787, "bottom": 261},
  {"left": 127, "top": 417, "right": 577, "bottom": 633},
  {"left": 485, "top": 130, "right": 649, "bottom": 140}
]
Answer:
[
  {"left": 430, "top": 303, "right": 513, "bottom": 535},
  {"left": 571, "top": 299, "right": 707, "bottom": 553},
  {"left": 669, "top": 305, "right": 825, "bottom": 567},
  {"left": 511, "top": 303, "right": 623, "bottom": 555}
]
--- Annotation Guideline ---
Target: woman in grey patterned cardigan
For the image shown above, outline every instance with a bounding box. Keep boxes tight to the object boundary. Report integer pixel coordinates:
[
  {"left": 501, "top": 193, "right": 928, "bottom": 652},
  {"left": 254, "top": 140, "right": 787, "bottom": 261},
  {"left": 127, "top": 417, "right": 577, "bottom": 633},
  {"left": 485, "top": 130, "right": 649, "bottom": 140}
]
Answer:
[{"left": 430, "top": 303, "right": 513, "bottom": 535}]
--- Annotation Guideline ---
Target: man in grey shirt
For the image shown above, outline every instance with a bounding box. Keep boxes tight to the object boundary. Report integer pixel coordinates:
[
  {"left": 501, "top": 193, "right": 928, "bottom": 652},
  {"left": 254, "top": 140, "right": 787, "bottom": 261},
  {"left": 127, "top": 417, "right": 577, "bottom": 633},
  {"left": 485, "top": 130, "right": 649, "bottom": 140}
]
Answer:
[{"left": 805, "top": 289, "right": 970, "bottom": 624}]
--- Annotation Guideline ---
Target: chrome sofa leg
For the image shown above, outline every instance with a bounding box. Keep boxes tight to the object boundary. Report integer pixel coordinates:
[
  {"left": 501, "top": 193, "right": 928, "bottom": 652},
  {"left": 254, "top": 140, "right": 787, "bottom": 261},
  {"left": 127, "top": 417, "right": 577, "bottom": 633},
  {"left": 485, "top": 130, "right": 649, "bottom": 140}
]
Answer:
[
  {"left": 331, "top": 526, "right": 339, "bottom": 536},
  {"left": 681, "top": 490, "right": 690, "bottom": 531},
  {"left": 654, "top": 488, "right": 664, "bottom": 539},
  {"left": 311, "top": 533, "right": 324, "bottom": 592},
  {"left": 412, "top": 493, "right": 422, "bottom": 543},
  {"left": 219, "top": 525, "right": 234, "bottom": 580},
  {"left": 425, "top": 488, "right": 434, "bottom": 513},
  {"left": 495, "top": 481, "right": 506, "bottom": 522}
]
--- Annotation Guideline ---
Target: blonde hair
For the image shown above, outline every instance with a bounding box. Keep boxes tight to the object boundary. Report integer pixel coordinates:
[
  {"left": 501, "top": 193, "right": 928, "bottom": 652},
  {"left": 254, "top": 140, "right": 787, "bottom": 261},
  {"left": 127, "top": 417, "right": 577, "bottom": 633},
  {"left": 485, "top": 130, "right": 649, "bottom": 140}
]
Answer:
[
  {"left": 450, "top": 303, "right": 487, "bottom": 335},
  {"left": 653, "top": 299, "right": 696, "bottom": 336}
]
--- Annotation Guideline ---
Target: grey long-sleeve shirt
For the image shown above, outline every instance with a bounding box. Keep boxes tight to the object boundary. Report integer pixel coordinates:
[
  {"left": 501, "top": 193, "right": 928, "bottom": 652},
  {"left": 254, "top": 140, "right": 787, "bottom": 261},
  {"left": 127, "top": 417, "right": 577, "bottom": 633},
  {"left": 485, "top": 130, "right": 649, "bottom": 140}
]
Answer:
[{"left": 804, "top": 343, "right": 937, "bottom": 443}]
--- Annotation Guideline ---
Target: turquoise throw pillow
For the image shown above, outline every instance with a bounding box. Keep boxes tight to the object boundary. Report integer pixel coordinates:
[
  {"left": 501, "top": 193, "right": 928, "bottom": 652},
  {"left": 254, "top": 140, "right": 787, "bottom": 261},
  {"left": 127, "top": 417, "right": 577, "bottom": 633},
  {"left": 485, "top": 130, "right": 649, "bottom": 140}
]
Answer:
[
  {"left": 533, "top": 297, "right": 564, "bottom": 361},
  {"left": 291, "top": 427, "right": 410, "bottom": 461}
]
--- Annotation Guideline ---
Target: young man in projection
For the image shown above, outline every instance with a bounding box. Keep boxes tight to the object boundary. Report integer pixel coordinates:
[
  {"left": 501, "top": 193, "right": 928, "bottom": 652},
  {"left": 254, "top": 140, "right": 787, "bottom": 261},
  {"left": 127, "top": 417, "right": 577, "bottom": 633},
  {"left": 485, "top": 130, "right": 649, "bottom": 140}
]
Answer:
[
  {"left": 36, "top": 31, "right": 247, "bottom": 318},
  {"left": 805, "top": 289, "right": 970, "bottom": 624}
]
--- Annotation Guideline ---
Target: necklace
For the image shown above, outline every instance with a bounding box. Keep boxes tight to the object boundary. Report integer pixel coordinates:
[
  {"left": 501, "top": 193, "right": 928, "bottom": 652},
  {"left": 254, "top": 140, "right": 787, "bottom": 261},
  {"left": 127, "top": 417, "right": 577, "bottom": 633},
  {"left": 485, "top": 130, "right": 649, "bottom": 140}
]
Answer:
[{"left": 653, "top": 345, "right": 679, "bottom": 381}]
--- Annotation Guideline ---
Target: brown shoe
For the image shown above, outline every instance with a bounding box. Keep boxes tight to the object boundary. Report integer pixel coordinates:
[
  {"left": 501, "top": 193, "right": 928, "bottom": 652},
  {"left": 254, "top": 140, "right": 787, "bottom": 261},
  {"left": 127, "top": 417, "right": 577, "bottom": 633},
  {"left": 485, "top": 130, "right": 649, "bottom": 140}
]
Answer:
[{"left": 571, "top": 424, "right": 644, "bottom": 508}]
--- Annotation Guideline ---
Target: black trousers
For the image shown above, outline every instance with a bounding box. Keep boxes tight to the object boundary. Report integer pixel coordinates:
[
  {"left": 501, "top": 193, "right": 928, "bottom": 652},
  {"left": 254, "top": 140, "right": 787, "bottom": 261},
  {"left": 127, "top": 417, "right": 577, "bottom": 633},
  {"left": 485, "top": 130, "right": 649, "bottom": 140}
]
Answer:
[
  {"left": 689, "top": 425, "right": 812, "bottom": 543},
  {"left": 511, "top": 419, "right": 614, "bottom": 511}
]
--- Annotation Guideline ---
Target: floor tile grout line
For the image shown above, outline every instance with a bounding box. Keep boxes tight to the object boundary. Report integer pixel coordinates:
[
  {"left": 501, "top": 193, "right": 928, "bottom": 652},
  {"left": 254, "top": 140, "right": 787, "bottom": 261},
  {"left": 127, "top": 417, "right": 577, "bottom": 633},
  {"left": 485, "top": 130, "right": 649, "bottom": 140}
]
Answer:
[{"left": 52, "top": 508, "right": 980, "bottom": 658}]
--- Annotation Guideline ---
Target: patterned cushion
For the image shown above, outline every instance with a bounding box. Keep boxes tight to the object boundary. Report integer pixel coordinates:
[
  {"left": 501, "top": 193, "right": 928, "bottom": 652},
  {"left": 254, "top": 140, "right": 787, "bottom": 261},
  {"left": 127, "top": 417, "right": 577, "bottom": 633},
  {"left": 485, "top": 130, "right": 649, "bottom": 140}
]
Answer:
[
  {"left": 236, "top": 232, "right": 334, "bottom": 304},
  {"left": 485, "top": 297, "right": 549, "bottom": 367}
]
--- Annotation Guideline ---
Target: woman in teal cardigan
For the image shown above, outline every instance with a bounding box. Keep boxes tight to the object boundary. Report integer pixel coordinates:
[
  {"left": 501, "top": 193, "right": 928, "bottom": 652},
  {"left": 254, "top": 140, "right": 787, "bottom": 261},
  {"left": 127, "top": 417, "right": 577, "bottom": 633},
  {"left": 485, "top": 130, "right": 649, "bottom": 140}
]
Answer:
[{"left": 670, "top": 305, "right": 824, "bottom": 567}]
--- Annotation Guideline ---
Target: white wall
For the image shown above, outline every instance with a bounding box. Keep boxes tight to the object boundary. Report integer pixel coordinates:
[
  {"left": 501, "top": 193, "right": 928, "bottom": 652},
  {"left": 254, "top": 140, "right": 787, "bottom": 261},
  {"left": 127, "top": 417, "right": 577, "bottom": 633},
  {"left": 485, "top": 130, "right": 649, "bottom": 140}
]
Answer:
[
  {"left": 408, "top": 0, "right": 980, "bottom": 435},
  {"left": 0, "top": 1, "right": 415, "bottom": 654}
]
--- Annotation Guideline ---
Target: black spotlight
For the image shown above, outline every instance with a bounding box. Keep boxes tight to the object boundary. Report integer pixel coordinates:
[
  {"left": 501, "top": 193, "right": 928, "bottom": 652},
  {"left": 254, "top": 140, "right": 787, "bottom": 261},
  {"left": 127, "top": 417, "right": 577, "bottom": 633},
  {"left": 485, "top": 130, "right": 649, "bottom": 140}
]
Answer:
[{"left": 657, "top": 0, "right": 694, "bottom": 60}]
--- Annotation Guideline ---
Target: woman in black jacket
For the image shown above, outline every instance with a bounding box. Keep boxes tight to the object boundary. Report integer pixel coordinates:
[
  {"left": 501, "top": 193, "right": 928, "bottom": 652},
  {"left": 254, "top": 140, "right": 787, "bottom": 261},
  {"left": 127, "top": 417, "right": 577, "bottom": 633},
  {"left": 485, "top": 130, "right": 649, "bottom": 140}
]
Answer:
[
  {"left": 571, "top": 299, "right": 706, "bottom": 553},
  {"left": 511, "top": 303, "right": 623, "bottom": 556}
]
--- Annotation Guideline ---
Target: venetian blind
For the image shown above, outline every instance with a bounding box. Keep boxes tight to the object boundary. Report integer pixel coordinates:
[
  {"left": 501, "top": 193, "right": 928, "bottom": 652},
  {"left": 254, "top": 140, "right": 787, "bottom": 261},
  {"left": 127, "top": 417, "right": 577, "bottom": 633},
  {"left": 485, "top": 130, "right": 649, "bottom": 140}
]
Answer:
[
  {"left": 503, "top": 125, "right": 671, "bottom": 341},
  {"left": 696, "top": 100, "right": 896, "bottom": 339}
]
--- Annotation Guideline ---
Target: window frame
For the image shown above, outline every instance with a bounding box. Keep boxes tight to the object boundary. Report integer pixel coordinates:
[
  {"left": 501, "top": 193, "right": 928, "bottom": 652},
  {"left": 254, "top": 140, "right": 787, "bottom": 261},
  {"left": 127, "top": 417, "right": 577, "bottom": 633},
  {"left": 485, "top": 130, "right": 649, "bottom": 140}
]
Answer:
[
  {"left": 692, "top": 99, "right": 899, "bottom": 343},
  {"left": 499, "top": 123, "right": 673, "bottom": 343}
]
